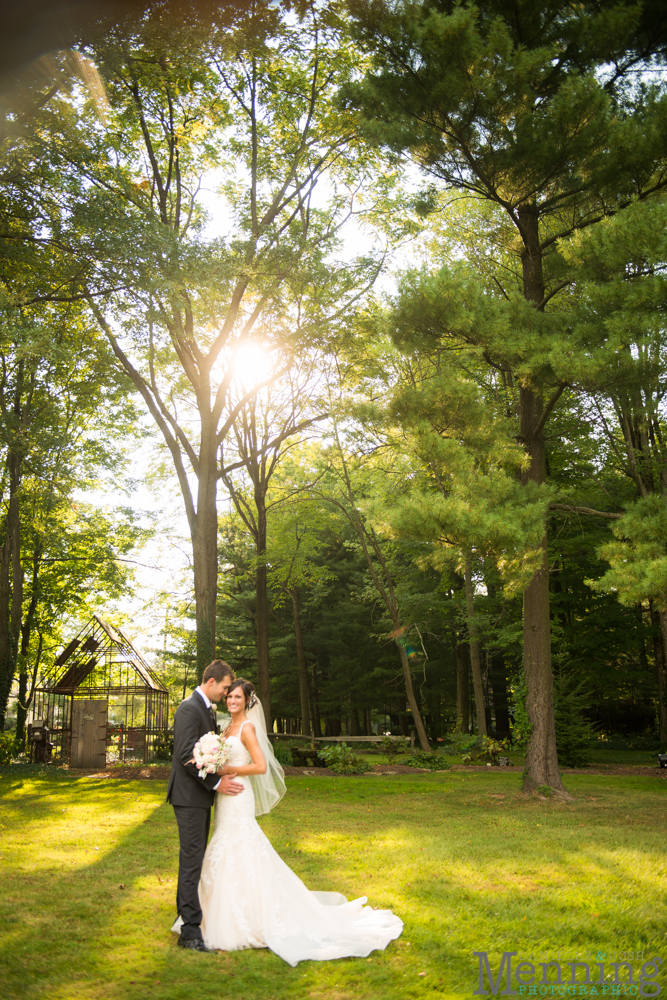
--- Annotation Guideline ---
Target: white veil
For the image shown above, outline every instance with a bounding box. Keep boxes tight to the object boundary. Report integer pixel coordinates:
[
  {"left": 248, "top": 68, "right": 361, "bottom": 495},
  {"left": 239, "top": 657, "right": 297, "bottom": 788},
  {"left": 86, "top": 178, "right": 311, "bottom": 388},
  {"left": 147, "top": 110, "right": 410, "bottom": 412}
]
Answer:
[{"left": 245, "top": 698, "right": 286, "bottom": 816}]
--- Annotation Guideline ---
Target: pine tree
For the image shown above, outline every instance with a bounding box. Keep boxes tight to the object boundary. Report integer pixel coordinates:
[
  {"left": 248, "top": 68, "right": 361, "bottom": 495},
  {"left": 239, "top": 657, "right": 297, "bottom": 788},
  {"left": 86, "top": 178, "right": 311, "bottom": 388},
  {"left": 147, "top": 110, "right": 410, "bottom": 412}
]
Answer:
[{"left": 345, "top": 0, "right": 667, "bottom": 795}]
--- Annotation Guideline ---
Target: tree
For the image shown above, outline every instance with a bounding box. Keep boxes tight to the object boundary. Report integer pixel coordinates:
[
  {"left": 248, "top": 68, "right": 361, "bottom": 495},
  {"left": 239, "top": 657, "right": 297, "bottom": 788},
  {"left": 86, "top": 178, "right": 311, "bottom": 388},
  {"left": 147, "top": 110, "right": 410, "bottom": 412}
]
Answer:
[
  {"left": 345, "top": 0, "right": 667, "bottom": 794},
  {"left": 591, "top": 495, "right": 667, "bottom": 744},
  {"left": 70, "top": 4, "right": 384, "bottom": 679},
  {"left": 219, "top": 355, "right": 328, "bottom": 726},
  {"left": 321, "top": 423, "right": 433, "bottom": 750},
  {"left": 335, "top": 335, "right": 546, "bottom": 734},
  {"left": 267, "top": 491, "right": 338, "bottom": 739},
  {"left": 552, "top": 196, "right": 667, "bottom": 745},
  {"left": 11, "top": 499, "right": 146, "bottom": 741},
  {"left": 0, "top": 301, "right": 143, "bottom": 730}
]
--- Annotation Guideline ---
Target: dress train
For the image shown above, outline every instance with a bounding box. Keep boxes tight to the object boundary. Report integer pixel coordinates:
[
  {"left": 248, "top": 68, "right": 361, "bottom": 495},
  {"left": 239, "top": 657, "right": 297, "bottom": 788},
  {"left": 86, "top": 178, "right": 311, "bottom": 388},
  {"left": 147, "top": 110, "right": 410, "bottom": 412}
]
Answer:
[{"left": 183, "top": 732, "right": 403, "bottom": 966}]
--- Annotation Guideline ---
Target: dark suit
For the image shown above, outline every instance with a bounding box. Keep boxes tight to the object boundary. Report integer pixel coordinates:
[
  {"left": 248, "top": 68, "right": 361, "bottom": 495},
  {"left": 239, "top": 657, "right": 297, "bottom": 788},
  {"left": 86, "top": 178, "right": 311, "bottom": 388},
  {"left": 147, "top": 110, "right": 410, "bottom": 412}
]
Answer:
[{"left": 167, "top": 690, "right": 219, "bottom": 941}]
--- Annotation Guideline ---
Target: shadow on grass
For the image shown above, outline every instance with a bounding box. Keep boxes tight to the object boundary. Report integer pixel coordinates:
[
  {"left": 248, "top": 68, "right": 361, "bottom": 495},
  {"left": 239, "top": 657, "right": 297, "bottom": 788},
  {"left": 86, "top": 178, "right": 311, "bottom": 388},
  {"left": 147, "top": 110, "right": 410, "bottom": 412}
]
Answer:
[{"left": 1, "top": 773, "right": 666, "bottom": 1000}]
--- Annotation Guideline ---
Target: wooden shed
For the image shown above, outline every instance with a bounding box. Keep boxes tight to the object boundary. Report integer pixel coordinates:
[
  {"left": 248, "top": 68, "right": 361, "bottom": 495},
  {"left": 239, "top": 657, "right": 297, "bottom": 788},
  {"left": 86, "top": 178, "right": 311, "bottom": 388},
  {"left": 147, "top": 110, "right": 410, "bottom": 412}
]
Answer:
[{"left": 30, "top": 614, "right": 169, "bottom": 768}]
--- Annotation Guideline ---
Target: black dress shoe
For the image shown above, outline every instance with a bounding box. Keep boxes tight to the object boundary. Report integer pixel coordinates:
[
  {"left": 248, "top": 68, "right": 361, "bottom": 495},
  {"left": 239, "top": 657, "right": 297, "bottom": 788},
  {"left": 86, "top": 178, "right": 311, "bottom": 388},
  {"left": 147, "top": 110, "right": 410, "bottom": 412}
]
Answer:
[{"left": 177, "top": 936, "right": 211, "bottom": 952}]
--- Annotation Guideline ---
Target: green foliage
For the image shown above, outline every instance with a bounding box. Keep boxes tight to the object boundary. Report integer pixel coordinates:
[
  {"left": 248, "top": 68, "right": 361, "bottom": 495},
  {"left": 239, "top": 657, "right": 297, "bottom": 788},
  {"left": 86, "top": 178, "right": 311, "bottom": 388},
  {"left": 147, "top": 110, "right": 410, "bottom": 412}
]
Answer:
[
  {"left": 554, "top": 674, "right": 597, "bottom": 769},
  {"left": 461, "top": 735, "right": 509, "bottom": 765},
  {"left": 318, "top": 742, "right": 367, "bottom": 774},
  {"left": 509, "top": 673, "right": 531, "bottom": 751},
  {"left": 596, "top": 731, "right": 660, "bottom": 753},
  {"left": 271, "top": 740, "right": 303, "bottom": 767},
  {"left": 380, "top": 735, "right": 409, "bottom": 756},
  {"left": 152, "top": 732, "right": 174, "bottom": 762},
  {"left": 592, "top": 495, "right": 667, "bottom": 611},
  {"left": 344, "top": 0, "right": 667, "bottom": 789},
  {"left": 0, "top": 732, "right": 20, "bottom": 766},
  {"left": 271, "top": 742, "right": 292, "bottom": 767},
  {"left": 443, "top": 731, "right": 482, "bottom": 755},
  {"left": 410, "top": 750, "right": 451, "bottom": 771}
]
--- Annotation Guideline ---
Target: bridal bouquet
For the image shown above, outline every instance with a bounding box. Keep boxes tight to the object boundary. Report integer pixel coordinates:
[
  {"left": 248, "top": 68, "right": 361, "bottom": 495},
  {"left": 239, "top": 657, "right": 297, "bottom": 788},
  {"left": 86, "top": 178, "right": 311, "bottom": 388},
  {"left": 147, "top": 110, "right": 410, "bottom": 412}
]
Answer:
[{"left": 192, "top": 732, "right": 233, "bottom": 778}]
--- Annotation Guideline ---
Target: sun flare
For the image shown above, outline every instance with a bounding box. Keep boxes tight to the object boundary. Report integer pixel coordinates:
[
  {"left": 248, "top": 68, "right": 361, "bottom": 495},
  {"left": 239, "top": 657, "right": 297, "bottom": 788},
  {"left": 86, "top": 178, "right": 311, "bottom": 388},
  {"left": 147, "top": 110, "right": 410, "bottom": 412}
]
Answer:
[{"left": 231, "top": 342, "right": 274, "bottom": 388}]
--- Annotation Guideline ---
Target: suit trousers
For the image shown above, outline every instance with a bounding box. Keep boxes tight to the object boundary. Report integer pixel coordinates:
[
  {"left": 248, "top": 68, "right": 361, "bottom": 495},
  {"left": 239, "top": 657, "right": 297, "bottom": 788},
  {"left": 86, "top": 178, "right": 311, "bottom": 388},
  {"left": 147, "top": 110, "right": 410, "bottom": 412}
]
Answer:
[{"left": 173, "top": 804, "right": 212, "bottom": 940}]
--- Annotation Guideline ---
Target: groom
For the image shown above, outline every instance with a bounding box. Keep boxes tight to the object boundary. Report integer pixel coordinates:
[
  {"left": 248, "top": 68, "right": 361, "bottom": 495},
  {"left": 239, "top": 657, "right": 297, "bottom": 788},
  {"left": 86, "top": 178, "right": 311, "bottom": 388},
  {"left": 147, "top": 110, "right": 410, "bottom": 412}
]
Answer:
[{"left": 167, "top": 659, "right": 244, "bottom": 951}]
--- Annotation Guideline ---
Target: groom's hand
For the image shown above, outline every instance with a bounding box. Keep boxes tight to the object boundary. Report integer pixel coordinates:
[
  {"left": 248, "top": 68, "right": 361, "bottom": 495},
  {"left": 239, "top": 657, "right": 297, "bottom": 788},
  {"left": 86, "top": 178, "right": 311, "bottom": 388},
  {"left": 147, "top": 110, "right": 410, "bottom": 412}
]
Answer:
[{"left": 216, "top": 773, "right": 244, "bottom": 795}]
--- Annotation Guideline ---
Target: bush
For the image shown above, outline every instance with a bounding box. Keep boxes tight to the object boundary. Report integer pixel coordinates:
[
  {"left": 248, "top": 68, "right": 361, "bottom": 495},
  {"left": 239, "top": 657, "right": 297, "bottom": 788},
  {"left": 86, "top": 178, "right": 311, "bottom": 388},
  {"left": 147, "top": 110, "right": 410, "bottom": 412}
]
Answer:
[
  {"left": 441, "top": 732, "right": 482, "bottom": 755},
  {"left": 597, "top": 730, "right": 660, "bottom": 752},
  {"left": 461, "top": 734, "right": 509, "bottom": 765},
  {"left": 153, "top": 731, "right": 174, "bottom": 761},
  {"left": 271, "top": 740, "right": 304, "bottom": 767},
  {"left": 410, "top": 750, "right": 451, "bottom": 771},
  {"left": 0, "top": 732, "right": 20, "bottom": 766},
  {"left": 319, "top": 742, "right": 367, "bottom": 774},
  {"left": 380, "top": 735, "right": 410, "bottom": 757}
]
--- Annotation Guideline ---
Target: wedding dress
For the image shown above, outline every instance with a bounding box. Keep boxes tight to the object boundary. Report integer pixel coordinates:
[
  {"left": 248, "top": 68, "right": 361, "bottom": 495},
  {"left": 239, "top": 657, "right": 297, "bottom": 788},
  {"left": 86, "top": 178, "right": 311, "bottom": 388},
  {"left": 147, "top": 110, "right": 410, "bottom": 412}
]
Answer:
[{"left": 196, "top": 722, "right": 403, "bottom": 966}]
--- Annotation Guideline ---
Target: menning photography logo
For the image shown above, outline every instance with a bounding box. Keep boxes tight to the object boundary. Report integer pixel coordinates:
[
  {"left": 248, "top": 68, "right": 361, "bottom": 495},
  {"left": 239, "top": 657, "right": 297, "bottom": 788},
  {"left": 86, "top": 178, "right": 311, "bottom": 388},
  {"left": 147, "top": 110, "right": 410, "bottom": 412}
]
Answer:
[{"left": 473, "top": 951, "right": 663, "bottom": 997}]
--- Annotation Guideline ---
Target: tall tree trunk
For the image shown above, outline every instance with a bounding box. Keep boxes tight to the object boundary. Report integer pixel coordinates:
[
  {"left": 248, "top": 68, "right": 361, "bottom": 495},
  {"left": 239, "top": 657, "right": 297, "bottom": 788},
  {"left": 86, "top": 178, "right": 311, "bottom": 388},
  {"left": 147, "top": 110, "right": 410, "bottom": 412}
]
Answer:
[
  {"left": 517, "top": 205, "right": 569, "bottom": 797},
  {"left": 254, "top": 493, "right": 271, "bottom": 730},
  {"left": 464, "top": 554, "right": 487, "bottom": 736},
  {"left": 0, "top": 449, "right": 23, "bottom": 730},
  {"left": 311, "top": 663, "right": 321, "bottom": 737},
  {"left": 191, "top": 424, "right": 218, "bottom": 681},
  {"left": 456, "top": 640, "right": 470, "bottom": 733},
  {"left": 325, "top": 715, "right": 341, "bottom": 737},
  {"left": 364, "top": 707, "right": 372, "bottom": 735},
  {"left": 483, "top": 567, "right": 511, "bottom": 737},
  {"left": 0, "top": 520, "right": 13, "bottom": 731},
  {"left": 289, "top": 586, "right": 311, "bottom": 739},
  {"left": 15, "top": 542, "right": 41, "bottom": 743},
  {"left": 397, "top": 642, "right": 430, "bottom": 750}
]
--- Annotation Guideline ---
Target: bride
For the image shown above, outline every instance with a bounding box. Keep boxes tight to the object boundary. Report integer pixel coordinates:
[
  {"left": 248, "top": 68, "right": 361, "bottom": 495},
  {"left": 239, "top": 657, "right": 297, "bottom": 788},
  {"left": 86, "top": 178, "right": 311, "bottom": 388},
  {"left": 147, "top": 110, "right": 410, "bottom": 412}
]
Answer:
[{"left": 195, "top": 677, "right": 403, "bottom": 966}]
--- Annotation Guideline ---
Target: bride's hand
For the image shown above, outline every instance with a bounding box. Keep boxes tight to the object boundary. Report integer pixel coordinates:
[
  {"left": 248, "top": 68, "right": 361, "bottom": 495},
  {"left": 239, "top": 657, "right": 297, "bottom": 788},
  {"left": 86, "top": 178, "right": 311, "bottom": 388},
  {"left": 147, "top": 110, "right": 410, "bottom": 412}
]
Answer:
[{"left": 217, "top": 765, "right": 233, "bottom": 775}]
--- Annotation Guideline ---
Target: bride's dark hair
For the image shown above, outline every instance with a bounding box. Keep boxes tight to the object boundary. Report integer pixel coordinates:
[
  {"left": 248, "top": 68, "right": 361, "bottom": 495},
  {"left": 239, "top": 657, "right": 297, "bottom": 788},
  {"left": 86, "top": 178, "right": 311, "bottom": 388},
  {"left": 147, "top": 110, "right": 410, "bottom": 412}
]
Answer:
[{"left": 226, "top": 677, "right": 257, "bottom": 710}]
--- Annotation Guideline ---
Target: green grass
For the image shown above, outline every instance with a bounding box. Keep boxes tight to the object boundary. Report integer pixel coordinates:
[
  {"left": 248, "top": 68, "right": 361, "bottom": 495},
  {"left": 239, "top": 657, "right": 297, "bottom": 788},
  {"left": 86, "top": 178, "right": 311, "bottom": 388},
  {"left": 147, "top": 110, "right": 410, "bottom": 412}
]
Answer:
[
  {"left": 365, "top": 747, "right": 660, "bottom": 768},
  {"left": 1, "top": 770, "right": 666, "bottom": 1000}
]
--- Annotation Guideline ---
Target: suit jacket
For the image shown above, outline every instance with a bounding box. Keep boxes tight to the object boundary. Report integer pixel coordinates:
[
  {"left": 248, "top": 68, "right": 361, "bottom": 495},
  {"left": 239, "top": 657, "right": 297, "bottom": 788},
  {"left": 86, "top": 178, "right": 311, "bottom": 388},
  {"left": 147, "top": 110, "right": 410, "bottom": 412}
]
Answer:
[{"left": 166, "top": 691, "right": 220, "bottom": 809}]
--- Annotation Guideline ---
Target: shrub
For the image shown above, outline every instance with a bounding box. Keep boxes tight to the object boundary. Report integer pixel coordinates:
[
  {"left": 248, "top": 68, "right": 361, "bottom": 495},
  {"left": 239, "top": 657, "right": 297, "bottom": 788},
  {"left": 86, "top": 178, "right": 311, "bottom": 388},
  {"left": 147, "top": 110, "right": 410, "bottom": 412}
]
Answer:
[
  {"left": 153, "top": 731, "right": 174, "bottom": 761},
  {"left": 271, "top": 740, "right": 304, "bottom": 767},
  {"left": 461, "top": 735, "right": 509, "bottom": 765},
  {"left": 597, "top": 730, "right": 660, "bottom": 753},
  {"left": 272, "top": 741, "right": 292, "bottom": 766},
  {"left": 0, "top": 732, "right": 20, "bottom": 766},
  {"left": 410, "top": 750, "right": 451, "bottom": 771},
  {"left": 380, "top": 735, "right": 410, "bottom": 757},
  {"left": 441, "top": 731, "right": 482, "bottom": 755},
  {"left": 319, "top": 742, "right": 366, "bottom": 774}
]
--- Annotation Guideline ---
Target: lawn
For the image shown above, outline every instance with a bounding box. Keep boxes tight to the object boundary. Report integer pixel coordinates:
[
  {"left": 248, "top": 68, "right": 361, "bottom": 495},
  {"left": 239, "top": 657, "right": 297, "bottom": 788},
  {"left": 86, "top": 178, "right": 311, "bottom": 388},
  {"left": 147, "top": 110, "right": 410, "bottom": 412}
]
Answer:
[{"left": 0, "top": 768, "right": 665, "bottom": 1000}]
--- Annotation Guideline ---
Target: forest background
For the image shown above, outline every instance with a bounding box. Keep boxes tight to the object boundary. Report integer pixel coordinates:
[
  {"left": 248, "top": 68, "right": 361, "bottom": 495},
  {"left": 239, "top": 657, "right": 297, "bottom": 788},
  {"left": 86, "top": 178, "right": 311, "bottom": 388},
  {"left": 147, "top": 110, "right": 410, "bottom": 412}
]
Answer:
[{"left": 1, "top": 0, "right": 667, "bottom": 795}]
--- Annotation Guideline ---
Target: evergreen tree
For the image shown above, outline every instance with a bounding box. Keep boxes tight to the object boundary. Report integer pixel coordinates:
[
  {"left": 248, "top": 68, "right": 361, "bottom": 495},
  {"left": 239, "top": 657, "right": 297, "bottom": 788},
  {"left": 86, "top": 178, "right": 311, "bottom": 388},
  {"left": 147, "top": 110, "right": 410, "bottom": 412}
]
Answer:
[{"left": 345, "top": 0, "right": 667, "bottom": 794}]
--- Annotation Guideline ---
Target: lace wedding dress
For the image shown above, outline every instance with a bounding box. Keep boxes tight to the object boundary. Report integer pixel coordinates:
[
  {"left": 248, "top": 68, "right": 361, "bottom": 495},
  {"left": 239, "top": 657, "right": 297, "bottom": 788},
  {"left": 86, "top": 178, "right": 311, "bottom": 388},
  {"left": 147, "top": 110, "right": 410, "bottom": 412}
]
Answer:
[{"left": 197, "top": 724, "right": 403, "bottom": 966}]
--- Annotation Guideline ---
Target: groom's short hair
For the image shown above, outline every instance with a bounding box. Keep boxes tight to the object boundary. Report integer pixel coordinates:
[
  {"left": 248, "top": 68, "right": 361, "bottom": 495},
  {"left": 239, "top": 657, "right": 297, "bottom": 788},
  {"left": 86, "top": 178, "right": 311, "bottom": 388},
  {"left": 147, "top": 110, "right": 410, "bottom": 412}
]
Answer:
[{"left": 202, "top": 660, "right": 234, "bottom": 683}]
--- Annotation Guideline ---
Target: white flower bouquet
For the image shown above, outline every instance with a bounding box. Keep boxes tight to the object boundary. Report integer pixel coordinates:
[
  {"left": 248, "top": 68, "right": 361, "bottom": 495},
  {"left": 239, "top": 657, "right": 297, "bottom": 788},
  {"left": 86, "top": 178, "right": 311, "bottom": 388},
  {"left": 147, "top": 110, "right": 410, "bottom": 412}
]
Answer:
[{"left": 192, "top": 732, "right": 233, "bottom": 778}]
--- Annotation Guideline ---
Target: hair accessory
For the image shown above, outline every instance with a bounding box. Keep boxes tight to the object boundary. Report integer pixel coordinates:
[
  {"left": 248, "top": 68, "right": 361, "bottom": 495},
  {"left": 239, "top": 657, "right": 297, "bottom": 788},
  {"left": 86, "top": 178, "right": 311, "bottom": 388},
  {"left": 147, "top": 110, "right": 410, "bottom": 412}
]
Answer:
[{"left": 247, "top": 692, "right": 258, "bottom": 710}]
